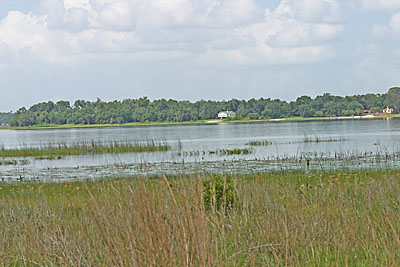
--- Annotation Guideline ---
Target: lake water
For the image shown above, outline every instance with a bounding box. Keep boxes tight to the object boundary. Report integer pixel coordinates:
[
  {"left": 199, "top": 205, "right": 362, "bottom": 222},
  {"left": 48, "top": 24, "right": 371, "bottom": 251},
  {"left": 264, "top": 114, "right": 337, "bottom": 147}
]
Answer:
[{"left": 1, "top": 119, "right": 400, "bottom": 182}]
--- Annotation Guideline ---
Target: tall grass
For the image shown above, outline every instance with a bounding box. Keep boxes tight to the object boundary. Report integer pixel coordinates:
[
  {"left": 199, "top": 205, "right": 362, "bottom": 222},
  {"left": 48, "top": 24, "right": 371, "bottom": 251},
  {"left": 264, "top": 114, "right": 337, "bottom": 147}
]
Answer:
[
  {"left": 0, "top": 140, "right": 169, "bottom": 157},
  {"left": 1, "top": 170, "right": 400, "bottom": 265}
]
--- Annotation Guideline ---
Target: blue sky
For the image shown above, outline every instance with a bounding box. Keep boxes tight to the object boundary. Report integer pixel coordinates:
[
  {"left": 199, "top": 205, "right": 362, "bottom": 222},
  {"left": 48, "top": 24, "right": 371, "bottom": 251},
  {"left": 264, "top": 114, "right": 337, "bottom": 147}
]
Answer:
[{"left": 0, "top": 0, "right": 399, "bottom": 111}]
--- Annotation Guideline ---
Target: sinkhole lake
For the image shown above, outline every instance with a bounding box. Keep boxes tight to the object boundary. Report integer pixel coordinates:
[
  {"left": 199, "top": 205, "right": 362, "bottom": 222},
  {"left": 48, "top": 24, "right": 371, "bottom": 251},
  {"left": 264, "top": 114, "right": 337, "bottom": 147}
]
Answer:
[{"left": 1, "top": 119, "right": 400, "bottom": 182}]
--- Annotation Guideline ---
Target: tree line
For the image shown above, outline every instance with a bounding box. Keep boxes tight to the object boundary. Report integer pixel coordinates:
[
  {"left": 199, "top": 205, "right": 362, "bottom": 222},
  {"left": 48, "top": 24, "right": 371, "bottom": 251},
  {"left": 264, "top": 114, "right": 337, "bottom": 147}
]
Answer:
[
  {"left": 8, "top": 87, "right": 400, "bottom": 127},
  {"left": 0, "top": 112, "right": 14, "bottom": 125}
]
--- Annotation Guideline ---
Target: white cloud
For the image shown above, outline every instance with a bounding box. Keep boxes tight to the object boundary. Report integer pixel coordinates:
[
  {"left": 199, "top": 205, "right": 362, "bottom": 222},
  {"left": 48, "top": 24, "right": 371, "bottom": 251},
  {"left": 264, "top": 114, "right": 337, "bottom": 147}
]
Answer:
[
  {"left": 197, "top": 45, "right": 331, "bottom": 66},
  {"left": 373, "top": 12, "right": 400, "bottom": 38},
  {"left": 371, "top": 24, "right": 390, "bottom": 37},
  {"left": 390, "top": 12, "right": 400, "bottom": 35},
  {"left": 343, "top": 46, "right": 400, "bottom": 94},
  {"left": 231, "top": 0, "right": 343, "bottom": 53},
  {"left": 0, "top": 0, "right": 343, "bottom": 66},
  {"left": 359, "top": 0, "right": 400, "bottom": 11},
  {"left": 289, "top": 0, "right": 341, "bottom": 23},
  {"left": 358, "top": 0, "right": 400, "bottom": 11},
  {"left": 0, "top": 11, "right": 57, "bottom": 60}
]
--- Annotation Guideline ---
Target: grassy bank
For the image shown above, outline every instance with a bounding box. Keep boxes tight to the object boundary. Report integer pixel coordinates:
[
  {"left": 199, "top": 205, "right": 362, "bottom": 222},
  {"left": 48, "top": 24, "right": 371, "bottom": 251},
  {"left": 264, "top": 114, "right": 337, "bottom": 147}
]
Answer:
[
  {"left": 0, "top": 140, "right": 169, "bottom": 157},
  {"left": 1, "top": 170, "right": 400, "bottom": 265},
  {"left": 4, "top": 120, "right": 211, "bottom": 130},
  {"left": 3, "top": 114, "right": 399, "bottom": 130}
]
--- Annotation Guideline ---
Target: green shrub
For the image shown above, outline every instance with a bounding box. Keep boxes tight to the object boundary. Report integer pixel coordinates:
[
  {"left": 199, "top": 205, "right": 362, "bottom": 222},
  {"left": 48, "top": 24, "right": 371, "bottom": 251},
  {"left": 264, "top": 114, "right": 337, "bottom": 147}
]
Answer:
[{"left": 202, "top": 175, "right": 237, "bottom": 211}]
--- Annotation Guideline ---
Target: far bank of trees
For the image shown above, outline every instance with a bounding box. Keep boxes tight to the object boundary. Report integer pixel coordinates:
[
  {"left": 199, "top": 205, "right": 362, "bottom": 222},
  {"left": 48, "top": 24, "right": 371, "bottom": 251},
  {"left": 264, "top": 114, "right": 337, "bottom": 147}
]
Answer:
[
  {"left": 0, "top": 112, "right": 14, "bottom": 125},
  {"left": 9, "top": 87, "right": 400, "bottom": 127}
]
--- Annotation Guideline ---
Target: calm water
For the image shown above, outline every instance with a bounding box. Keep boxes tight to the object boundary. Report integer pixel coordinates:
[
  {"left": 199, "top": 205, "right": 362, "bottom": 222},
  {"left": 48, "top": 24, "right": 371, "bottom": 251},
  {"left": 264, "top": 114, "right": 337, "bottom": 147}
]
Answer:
[{"left": 1, "top": 119, "right": 400, "bottom": 182}]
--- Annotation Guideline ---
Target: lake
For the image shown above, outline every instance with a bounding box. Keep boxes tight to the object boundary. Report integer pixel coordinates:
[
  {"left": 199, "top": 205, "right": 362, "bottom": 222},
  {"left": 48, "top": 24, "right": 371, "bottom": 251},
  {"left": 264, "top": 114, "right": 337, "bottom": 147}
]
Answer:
[{"left": 1, "top": 119, "right": 400, "bottom": 182}]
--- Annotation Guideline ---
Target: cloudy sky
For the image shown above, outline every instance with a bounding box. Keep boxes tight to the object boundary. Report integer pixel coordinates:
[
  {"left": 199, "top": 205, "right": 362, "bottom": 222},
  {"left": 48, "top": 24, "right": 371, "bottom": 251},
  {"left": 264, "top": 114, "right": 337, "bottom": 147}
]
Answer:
[{"left": 0, "top": 0, "right": 399, "bottom": 111}]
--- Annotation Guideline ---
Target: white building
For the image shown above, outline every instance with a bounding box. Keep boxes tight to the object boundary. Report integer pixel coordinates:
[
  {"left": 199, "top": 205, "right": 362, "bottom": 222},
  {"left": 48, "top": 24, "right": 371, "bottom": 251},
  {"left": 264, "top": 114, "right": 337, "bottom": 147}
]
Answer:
[
  {"left": 383, "top": 107, "right": 394, "bottom": 114},
  {"left": 218, "top": 111, "right": 236, "bottom": 118}
]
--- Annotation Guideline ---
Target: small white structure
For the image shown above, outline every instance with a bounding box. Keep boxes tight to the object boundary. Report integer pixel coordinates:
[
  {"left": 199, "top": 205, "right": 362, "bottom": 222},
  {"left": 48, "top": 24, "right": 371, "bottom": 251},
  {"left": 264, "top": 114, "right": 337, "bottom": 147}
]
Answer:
[
  {"left": 383, "top": 107, "right": 394, "bottom": 114},
  {"left": 218, "top": 111, "right": 236, "bottom": 118}
]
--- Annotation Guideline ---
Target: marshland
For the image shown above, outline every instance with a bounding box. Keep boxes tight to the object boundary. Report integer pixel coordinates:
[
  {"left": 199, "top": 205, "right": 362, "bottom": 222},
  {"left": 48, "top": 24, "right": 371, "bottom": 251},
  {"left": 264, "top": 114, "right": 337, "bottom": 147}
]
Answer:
[
  {"left": 2, "top": 0, "right": 400, "bottom": 264},
  {"left": 2, "top": 170, "right": 400, "bottom": 265},
  {"left": 2, "top": 119, "right": 400, "bottom": 265},
  {"left": 0, "top": 119, "right": 399, "bottom": 182}
]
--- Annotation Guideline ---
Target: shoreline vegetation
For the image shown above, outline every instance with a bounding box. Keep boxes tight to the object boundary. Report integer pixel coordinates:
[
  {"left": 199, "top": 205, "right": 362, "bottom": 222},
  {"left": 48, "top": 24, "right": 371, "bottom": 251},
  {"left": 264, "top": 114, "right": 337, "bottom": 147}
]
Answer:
[
  {"left": 4, "top": 87, "right": 400, "bottom": 128},
  {"left": 1, "top": 170, "right": 400, "bottom": 265},
  {"left": 1, "top": 113, "right": 399, "bottom": 130},
  {"left": 0, "top": 140, "right": 169, "bottom": 157}
]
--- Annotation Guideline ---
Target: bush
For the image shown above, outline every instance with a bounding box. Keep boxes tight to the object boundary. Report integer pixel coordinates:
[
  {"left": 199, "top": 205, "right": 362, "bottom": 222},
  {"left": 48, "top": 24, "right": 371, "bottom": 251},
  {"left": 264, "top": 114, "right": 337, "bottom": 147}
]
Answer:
[
  {"left": 247, "top": 113, "right": 259, "bottom": 120},
  {"left": 202, "top": 175, "right": 237, "bottom": 211}
]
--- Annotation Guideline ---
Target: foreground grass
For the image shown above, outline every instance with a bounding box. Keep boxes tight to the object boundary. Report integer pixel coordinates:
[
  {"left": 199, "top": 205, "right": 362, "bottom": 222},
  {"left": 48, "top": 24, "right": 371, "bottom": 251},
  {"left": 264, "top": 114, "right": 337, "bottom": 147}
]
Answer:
[
  {"left": 0, "top": 140, "right": 168, "bottom": 157},
  {"left": 1, "top": 170, "right": 400, "bottom": 265}
]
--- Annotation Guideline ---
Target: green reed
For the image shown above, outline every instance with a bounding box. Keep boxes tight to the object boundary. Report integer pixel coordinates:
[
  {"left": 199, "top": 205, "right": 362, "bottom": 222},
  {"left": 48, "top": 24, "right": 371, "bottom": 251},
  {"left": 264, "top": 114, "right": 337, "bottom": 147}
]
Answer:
[
  {"left": 0, "top": 140, "right": 169, "bottom": 157},
  {"left": 246, "top": 140, "right": 272, "bottom": 146},
  {"left": 303, "top": 134, "right": 347, "bottom": 143}
]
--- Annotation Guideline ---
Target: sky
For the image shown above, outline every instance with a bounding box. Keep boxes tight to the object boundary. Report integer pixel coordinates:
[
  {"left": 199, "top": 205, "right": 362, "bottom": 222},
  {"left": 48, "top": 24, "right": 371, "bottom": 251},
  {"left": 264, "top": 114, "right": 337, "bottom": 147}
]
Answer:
[{"left": 0, "top": 0, "right": 400, "bottom": 111}]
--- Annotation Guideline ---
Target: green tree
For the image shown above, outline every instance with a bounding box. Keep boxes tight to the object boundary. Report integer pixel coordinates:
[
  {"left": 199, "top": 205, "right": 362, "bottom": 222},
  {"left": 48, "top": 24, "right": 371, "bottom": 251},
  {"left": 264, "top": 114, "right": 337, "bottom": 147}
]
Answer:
[{"left": 384, "top": 87, "right": 400, "bottom": 112}]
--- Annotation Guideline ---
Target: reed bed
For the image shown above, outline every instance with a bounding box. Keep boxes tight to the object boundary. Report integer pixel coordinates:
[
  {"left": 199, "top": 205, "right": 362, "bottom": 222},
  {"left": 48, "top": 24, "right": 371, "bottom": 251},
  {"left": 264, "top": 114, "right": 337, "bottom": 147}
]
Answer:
[
  {"left": 209, "top": 148, "right": 252, "bottom": 155},
  {"left": 0, "top": 159, "right": 29, "bottom": 165},
  {"left": 246, "top": 140, "right": 272, "bottom": 146},
  {"left": 303, "top": 134, "right": 346, "bottom": 143},
  {"left": 0, "top": 140, "right": 169, "bottom": 157},
  {"left": 1, "top": 170, "right": 400, "bottom": 265}
]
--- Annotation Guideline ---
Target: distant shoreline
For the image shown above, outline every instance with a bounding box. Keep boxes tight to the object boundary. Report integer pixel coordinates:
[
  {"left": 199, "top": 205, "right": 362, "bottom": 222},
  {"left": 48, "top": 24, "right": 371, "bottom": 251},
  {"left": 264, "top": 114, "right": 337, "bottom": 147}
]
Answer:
[{"left": 1, "top": 113, "right": 398, "bottom": 130}]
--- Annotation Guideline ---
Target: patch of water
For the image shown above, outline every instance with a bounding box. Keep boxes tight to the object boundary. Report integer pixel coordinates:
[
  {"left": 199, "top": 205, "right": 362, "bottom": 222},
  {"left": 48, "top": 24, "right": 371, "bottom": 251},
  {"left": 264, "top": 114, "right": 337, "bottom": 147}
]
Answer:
[{"left": 1, "top": 119, "right": 400, "bottom": 182}]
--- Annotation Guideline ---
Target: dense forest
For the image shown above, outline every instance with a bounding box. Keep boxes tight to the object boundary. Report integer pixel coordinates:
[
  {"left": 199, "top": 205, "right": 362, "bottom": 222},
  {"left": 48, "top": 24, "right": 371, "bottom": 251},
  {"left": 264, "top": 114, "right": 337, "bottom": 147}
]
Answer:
[
  {"left": 9, "top": 87, "right": 400, "bottom": 127},
  {"left": 0, "top": 112, "right": 14, "bottom": 125}
]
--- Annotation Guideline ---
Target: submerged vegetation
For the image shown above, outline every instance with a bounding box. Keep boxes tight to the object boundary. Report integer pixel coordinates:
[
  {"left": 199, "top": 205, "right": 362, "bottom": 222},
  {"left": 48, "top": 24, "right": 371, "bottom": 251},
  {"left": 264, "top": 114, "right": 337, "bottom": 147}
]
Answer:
[
  {"left": 1, "top": 170, "right": 400, "bottom": 265},
  {"left": 8, "top": 87, "right": 400, "bottom": 127},
  {"left": 0, "top": 140, "right": 169, "bottom": 158}
]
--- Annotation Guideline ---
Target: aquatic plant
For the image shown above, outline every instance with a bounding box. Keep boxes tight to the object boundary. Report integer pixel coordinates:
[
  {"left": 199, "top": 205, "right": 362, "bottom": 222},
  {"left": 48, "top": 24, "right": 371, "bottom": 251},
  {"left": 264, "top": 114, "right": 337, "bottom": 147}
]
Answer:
[
  {"left": 209, "top": 148, "right": 252, "bottom": 155},
  {"left": 35, "top": 155, "right": 63, "bottom": 160},
  {"left": 0, "top": 159, "right": 29, "bottom": 165},
  {"left": 303, "top": 134, "right": 347, "bottom": 143},
  {"left": 246, "top": 140, "right": 272, "bottom": 146},
  {"left": 0, "top": 140, "right": 169, "bottom": 158}
]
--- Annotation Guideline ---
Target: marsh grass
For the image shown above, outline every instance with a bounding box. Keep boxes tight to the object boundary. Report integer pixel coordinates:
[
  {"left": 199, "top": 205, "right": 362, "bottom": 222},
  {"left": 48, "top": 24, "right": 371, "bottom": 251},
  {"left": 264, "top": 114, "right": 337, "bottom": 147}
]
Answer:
[
  {"left": 178, "top": 148, "right": 252, "bottom": 157},
  {"left": 246, "top": 140, "right": 272, "bottom": 146},
  {"left": 1, "top": 170, "right": 400, "bottom": 265},
  {"left": 0, "top": 159, "right": 29, "bottom": 165},
  {"left": 0, "top": 140, "right": 169, "bottom": 158},
  {"left": 35, "top": 155, "right": 63, "bottom": 160},
  {"left": 209, "top": 148, "right": 252, "bottom": 155},
  {"left": 303, "top": 134, "right": 347, "bottom": 143},
  {"left": 0, "top": 159, "right": 18, "bottom": 165}
]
